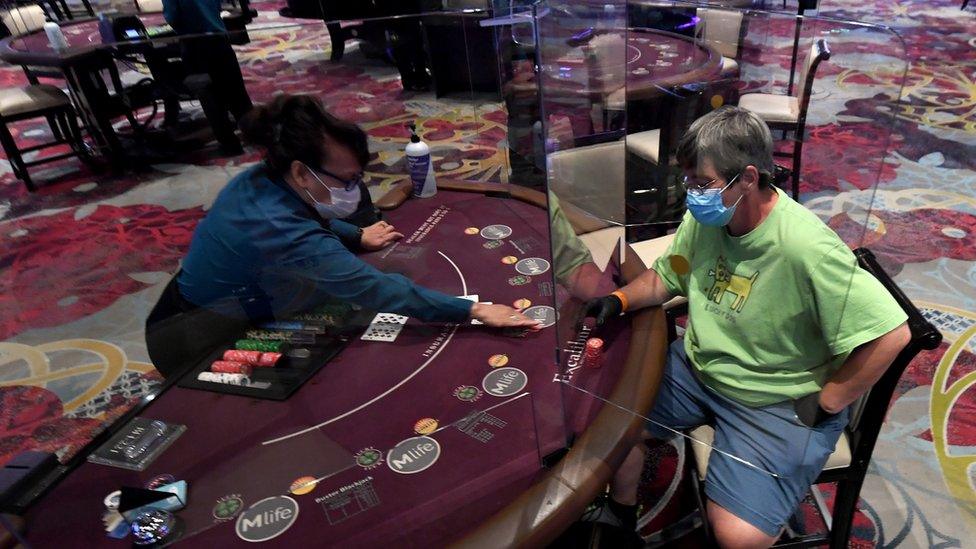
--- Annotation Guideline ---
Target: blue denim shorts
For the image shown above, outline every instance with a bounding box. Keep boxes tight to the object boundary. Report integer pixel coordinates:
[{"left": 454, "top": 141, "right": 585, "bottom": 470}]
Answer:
[{"left": 646, "top": 341, "right": 849, "bottom": 536}]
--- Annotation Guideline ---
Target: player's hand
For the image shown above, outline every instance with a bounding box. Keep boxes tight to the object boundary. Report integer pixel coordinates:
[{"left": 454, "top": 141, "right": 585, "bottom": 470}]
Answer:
[
  {"left": 360, "top": 221, "right": 403, "bottom": 251},
  {"left": 793, "top": 392, "right": 837, "bottom": 428},
  {"left": 471, "top": 303, "right": 542, "bottom": 330},
  {"left": 577, "top": 294, "right": 623, "bottom": 330}
]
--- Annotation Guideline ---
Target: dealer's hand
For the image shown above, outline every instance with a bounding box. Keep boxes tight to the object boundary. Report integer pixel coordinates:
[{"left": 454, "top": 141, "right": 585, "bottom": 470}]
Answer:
[
  {"left": 471, "top": 303, "right": 542, "bottom": 330},
  {"left": 577, "top": 294, "right": 624, "bottom": 330},
  {"left": 360, "top": 221, "right": 403, "bottom": 251},
  {"left": 793, "top": 392, "right": 837, "bottom": 428}
]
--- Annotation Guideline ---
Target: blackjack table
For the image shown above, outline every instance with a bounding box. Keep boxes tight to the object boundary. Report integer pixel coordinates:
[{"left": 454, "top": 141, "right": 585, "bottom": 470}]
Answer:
[
  {"left": 19, "top": 181, "right": 667, "bottom": 547},
  {"left": 540, "top": 27, "right": 723, "bottom": 102}
]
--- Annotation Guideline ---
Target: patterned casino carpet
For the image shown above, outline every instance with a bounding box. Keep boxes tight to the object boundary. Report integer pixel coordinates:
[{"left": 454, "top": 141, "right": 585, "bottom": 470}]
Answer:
[{"left": 0, "top": 0, "right": 973, "bottom": 546}]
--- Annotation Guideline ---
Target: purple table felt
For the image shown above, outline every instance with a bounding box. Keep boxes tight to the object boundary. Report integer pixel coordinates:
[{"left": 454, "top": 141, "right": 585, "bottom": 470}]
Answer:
[
  {"left": 22, "top": 186, "right": 658, "bottom": 547},
  {"left": 540, "top": 28, "right": 722, "bottom": 101}
]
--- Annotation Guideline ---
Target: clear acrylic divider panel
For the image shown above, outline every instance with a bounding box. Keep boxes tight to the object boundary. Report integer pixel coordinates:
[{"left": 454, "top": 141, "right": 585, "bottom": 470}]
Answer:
[
  {"left": 544, "top": 0, "right": 909, "bottom": 507},
  {"left": 2, "top": 7, "right": 572, "bottom": 546}
]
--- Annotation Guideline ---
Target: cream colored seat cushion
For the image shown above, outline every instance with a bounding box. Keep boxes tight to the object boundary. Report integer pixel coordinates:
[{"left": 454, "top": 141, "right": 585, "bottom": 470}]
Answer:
[
  {"left": 738, "top": 93, "right": 799, "bottom": 125},
  {"left": 578, "top": 227, "right": 625, "bottom": 272},
  {"left": 719, "top": 56, "right": 739, "bottom": 76},
  {"left": 688, "top": 425, "right": 852, "bottom": 480},
  {"left": 626, "top": 129, "right": 661, "bottom": 163},
  {"left": 136, "top": 0, "right": 164, "bottom": 13},
  {"left": 0, "top": 85, "right": 70, "bottom": 118}
]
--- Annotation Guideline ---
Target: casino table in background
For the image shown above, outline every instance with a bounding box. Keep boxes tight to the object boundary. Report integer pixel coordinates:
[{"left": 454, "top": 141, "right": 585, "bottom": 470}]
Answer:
[
  {"left": 0, "top": 9, "right": 254, "bottom": 163},
  {"left": 21, "top": 181, "right": 667, "bottom": 547},
  {"left": 535, "top": 28, "right": 721, "bottom": 101}
]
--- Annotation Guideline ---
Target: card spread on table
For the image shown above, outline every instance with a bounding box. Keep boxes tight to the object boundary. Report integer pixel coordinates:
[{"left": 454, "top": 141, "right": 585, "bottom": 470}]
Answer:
[{"left": 361, "top": 313, "right": 409, "bottom": 342}]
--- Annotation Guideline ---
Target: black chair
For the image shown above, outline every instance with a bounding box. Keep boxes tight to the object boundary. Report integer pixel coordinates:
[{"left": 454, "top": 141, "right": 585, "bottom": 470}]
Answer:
[
  {"left": 0, "top": 84, "right": 92, "bottom": 191},
  {"left": 739, "top": 38, "right": 831, "bottom": 200},
  {"left": 683, "top": 247, "right": 942, "bottom": 548}
]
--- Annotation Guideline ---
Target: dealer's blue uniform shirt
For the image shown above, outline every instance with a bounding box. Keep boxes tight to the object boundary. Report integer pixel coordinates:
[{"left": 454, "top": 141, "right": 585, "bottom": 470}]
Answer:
[
  {"left": 178, "top": 164, "right": 472, "bottom": 322},
  {"left": 162, "top": 0, "right": 226, "bottom": 35}
]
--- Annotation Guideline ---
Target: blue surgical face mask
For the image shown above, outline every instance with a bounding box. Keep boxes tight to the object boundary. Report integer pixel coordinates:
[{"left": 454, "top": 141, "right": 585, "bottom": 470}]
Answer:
[
  {"left": 685, "top": 173, "right": 743, "bottom": 227},
  {"left": 303, "top": 165, "right": 361, "bottom": 220}
]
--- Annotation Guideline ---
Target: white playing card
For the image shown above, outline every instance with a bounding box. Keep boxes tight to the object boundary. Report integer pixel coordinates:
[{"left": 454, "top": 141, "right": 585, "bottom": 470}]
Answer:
[
  {"left": 361, "top": 312, "right": 409, "bottom": 342},
  {"left": 372, "top": 312, "right": 408, "bottom": 325}
]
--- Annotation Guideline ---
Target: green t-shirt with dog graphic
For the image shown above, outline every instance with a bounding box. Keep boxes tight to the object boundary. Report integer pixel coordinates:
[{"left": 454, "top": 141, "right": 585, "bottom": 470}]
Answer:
[{"left": 652, "top": 187, "right": 907, "bottom": 407}]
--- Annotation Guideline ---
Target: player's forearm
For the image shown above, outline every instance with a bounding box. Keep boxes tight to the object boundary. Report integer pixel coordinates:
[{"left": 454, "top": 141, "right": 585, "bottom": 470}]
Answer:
[
  {"left": 819, "top": 322, "right": 911, "bottom": 413},
  {"left": 617, "top": 268, "right": 673, "bottom": 311}
]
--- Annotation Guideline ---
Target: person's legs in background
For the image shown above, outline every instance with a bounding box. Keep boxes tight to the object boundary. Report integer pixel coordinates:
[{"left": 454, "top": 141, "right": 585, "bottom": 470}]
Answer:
[{"left": 180, "top": 35, "right": 251, "bottom": 155}]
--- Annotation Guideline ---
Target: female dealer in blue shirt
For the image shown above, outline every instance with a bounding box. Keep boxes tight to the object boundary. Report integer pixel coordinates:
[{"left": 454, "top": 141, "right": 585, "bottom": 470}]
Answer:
[{"left": 177, "top": 94, "right": 538, "bottom": 329}]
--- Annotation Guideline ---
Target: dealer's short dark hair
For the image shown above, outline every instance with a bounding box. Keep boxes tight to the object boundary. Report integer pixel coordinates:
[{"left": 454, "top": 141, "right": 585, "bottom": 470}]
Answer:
[{"left": 240, "top": 94, "right": 369, "bottom": 175}]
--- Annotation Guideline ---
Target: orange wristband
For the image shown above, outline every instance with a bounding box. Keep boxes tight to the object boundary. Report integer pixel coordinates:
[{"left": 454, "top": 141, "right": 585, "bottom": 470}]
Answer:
[{"left": 611, "top": 290, "right": 629, "bottom": 313}]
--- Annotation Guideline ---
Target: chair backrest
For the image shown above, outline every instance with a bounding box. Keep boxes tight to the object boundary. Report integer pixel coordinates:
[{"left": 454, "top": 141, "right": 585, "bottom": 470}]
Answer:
[
  {"left": 135, "top": 0, "right": 164, "bottom": 13},
  {"left": 795, "top": 38, "right": 830, "bottom": 107},
  {"left": 845, "top": 248, "right": 942, "bottom": 466},
  {"left": 547, "top": 140, "right": 626, "bottom": 227},
  {"left": 696, "top": 8, "right": 744, "bottom": 60},
  {"left": 1, "top": 5, "right": 45, "bottom": 37}
]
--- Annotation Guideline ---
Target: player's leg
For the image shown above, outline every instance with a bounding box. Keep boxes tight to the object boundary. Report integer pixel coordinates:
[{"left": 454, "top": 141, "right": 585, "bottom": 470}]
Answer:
[
  {"left": 704, "top": 395, "right": 849, "bottom": 548},
  {"left": 707, "top": 500, "right": 778, "bottom": 549},
  {"left": 609, "top": 340, "right": 710, "bottom": 506}
]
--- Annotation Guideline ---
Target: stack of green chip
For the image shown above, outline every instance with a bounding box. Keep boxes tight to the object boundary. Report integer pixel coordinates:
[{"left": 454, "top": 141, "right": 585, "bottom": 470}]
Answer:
[{"left": 235, "top": 339, "right": 284, "bottom": 352}]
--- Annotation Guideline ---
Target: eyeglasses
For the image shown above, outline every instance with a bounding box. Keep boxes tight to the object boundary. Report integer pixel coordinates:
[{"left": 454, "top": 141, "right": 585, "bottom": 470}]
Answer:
[
  {"left": 682, "top": 172, "right": 740, "bottom": 196},
  {"left": 306, "top": 164, "right": 364, "bottom": 192}
]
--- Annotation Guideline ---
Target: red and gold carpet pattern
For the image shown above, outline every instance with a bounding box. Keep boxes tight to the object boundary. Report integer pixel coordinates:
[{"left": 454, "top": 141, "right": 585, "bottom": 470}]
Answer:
[{"left": 0, "top": 0, "right": 973, "bottom": 545}]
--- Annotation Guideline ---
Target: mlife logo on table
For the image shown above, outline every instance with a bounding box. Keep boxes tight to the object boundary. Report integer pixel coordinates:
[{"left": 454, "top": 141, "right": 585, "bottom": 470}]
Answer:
[
  {"left": 387, "top": 436, "right": 441, "bottom": 474},
  {"left": 235, "top": 495, "right": 299, "bottom": 542}
]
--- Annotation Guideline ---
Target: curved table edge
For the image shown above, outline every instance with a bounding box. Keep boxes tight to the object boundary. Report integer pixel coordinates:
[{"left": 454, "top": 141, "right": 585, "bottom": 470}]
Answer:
[{"left": 453, "top": 227, "right": 668, "bottom": 548}]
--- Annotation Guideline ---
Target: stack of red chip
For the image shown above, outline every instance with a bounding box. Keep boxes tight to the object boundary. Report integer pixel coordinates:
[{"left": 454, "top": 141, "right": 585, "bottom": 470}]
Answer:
[
  {"left": 583, "top": 338, "right": 603, "bottom": 369},
  {"left": 222, "top": 350, "right": 282, "bottom": 367},
  {"left": 211, "top": 360, "right": 252, "bottom": 376}
]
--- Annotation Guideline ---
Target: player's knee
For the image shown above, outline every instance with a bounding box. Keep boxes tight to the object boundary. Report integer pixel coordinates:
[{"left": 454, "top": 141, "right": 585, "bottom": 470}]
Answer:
[{"left": 708, "top": 502, "right": 778, "bottom": 549}]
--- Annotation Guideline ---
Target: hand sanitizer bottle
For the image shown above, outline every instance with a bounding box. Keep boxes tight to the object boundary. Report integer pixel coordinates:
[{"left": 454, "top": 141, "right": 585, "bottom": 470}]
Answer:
[
  {"left": 44, "top": 22, "right": 69, "bottom": 51},
  {"left": 406, "top": 123, "right": 437, "bottom": 198}
]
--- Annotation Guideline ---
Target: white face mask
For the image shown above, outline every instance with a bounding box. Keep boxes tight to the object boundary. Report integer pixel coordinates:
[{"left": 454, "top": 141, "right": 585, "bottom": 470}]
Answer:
[{"left": 302, "top": 165, "right": 361, "bottom": 220}]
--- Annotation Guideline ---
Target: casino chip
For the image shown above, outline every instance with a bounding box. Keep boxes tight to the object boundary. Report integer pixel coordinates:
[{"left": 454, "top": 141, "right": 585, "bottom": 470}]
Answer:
[
  {"left": 454, "top": 385, "right": 483, "bottom": 402},
  {"left": 488, "top": 354, "right": 509, "bottom": 368},
  {"left": 355, "top": 447, "right": 383, "bottom": 470},
  {"left": 501, "top": 256, "right": 519, "bottom": 265},
  {"left": 414, "top": 418, "right": 439, "bottom": 435},
  {"left": 145, "top": 474, "right": 175, "bottom": 490},
  {"left": 513, "top": 298, "right": 532, "bottom": 309},
  {"left": 290, "top": 476, "right": 318, "bottom": 496},
  {"left": 213, "top": 494, "right": 244, "bottom": 521},
  {"left": 508, "top": 275, "right": 532, "bottom": 286},
  {"left": 465, "top": 227, "right": 480, "bottom": 235},
  {"left": 583, "top": 338, "right": 604, "bottom": 369}
]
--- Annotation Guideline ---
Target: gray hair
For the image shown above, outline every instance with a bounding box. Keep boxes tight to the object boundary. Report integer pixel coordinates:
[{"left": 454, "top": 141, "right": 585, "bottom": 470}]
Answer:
[{"left": 676, "top": 106, "right": 775, "bottom": 186}]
